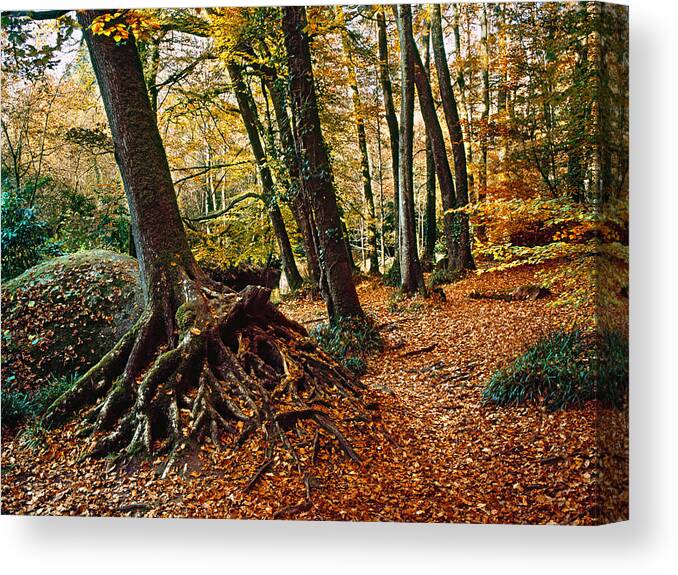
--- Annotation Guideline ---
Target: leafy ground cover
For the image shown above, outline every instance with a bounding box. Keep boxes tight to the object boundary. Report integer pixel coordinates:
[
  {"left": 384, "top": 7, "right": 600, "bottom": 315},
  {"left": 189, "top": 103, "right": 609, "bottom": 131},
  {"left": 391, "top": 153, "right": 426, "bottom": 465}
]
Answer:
[{"left": 1, "top": 263, "right": 628, "bottom": 524}]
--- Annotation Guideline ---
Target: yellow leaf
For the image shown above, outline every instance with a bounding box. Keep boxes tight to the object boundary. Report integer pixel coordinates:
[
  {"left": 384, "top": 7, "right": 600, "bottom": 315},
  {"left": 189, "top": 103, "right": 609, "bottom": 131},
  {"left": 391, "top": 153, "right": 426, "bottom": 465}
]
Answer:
[{"left": 190, "top": 328, "right": 202, "bottom": 336}]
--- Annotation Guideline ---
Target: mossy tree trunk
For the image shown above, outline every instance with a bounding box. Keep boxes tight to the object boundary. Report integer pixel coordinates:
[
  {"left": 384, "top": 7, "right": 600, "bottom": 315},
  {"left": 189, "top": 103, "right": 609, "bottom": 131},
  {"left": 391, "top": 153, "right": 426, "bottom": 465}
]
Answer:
[
  {"left": 262, "top": 72, "right": 322, "bottom": 288},
  {"left": 282, "top": 6, "right": 364, "bottom": 320},
  {"left": 422, "top": 21, "right": 437, "bottom": 269},
  {"left": 395, "top": 5, "right": 425, "bottom": 295}
]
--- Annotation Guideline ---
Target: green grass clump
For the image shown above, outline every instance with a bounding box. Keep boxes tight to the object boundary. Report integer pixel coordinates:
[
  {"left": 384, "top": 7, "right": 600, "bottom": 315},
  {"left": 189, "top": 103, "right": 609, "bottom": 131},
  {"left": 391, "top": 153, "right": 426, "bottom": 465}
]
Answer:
[
  {"left": 482, "top": 329, "right": 628, "bottom": 411},
  {"left": 1, "top": 374, "right": 77, "bottom": 428},
  {"left": 1, "top": 389, "right": 33, "bottom": 428},
  {"left": 428, "top": 268, "right": 462, "bottom": 288},
  {"left": 310, "top": 316, "right": 383, "bottom": 375}
]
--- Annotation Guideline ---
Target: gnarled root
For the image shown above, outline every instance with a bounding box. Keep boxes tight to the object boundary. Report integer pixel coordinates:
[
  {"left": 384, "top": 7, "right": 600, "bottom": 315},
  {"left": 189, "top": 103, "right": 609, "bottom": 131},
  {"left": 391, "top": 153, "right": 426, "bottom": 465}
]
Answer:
[{"left": 43, "top": 282, "right": 373, "bottom": 485}]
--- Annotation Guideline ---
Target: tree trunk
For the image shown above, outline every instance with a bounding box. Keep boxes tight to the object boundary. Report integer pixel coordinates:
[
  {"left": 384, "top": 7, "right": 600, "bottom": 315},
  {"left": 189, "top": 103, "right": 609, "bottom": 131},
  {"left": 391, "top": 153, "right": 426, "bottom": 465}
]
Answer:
[
  {"left": 337, "top": 6, "right": 379, "bottom": 275},
  {"left": 422, "top": 22, "right": 436, "bottom": 267},
  {"left": 408, "top": 23, "right": 459, "bottom": 275},
  {"left": 45, "top": 11, "right": 368, "bottom": 479},
  {"left": 282, "top": 6, "right": 364, "bottom": 319},
  {"left": 376, "top": 7, "right": 400, "bottom": 263},
  {"left": 480, "top": 3, "right": 490, "bottom": 201},
  {"left": 431, "top": 3, "right": 475, "bottom": 271},
  {"left": 452, "top": 4, "right": 475, "bottom": 202},
  {"left": 227, "top": 61, "right": 303, "bottom": 292},
  {"left": 262, "top": 73, "right": 322, "bottom": 287},
  {"left": 395, "top": 5, "right": 425, "bottom": 295}
]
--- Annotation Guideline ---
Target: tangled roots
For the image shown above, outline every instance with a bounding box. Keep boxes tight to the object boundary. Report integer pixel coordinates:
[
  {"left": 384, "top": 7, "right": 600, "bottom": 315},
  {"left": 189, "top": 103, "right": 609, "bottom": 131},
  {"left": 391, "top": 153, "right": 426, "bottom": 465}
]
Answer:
[{"left": 43, "top": 284, "right": 374, "bottom": 482}]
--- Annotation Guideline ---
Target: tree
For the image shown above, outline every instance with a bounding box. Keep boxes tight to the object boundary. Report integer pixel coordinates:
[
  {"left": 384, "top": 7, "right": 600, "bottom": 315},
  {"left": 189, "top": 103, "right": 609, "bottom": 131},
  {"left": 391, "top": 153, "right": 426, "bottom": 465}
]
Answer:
[
  {"left": 260, "top": 70, "right": 322, "bottom": 287},
  {"left": 395, "top": 4, "right": 425, "bottom": 295},
  {"left": 43, "top": 10, "right": 364, "bottom": 470},
  {"left": 226, "top": 60, "right": 303, "bottom": 291},
  {"left": 421, "top": 18, "right": 436, "bottom": 268},
  {"left": 480, "top": 2, "right": 490, "bottom": 201},
  {"left": 430, "top": 3, "right": 475, "bottom": 271},
  {"left": 282, "top": 6, "right": 364, "bottom": 320},
  {"left": 406, "top": 14, "right": 460, "bottom": 276},
  {"left": 336, "top": 5, "right": 379, "bottom": 275},
  {"left": 376, "top": 7, "right": 399, "bottom": 262}
]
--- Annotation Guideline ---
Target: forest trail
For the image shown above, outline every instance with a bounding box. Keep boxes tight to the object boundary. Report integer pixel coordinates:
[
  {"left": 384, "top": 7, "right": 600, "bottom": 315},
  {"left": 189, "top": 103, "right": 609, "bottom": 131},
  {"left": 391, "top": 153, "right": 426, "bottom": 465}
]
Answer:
[
  {"left": 280, "top": 265, "right": 627, "bottom": 524},
  {"left": 1, "top": 265, "right": 627, "bottom": 524}
]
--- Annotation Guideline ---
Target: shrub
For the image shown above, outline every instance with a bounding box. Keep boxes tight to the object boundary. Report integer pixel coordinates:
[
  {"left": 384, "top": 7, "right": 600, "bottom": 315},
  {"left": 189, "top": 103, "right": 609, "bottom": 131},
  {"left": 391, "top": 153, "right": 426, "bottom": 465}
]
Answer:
[
  {"left": 383, "top": 260, "right": 400, "bottom": 287},
  {"left": 310, "top": 316, "right": 383, "bottom": 375},
  {"left": 1, "top": 185, "right": 62, "bottom": 280},
  {"left": 19, "top": 420, "right": 48, "bottom": 451},
  {"left": 482, "top": 329, "right": 628, "bottom": 411},
  {"left": 1, "top": 389, "right": 33, "bottom": 428}
]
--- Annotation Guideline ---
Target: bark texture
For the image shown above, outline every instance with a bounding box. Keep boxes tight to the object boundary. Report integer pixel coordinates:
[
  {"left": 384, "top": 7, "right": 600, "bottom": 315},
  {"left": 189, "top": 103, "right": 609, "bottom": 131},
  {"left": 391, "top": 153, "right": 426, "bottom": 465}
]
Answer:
[
  {"left": 431, "top": 4, "right": 475, "bottom": 271},
  {"left": 283, "top": 6, "right": 364, "bottom": 319},
  {"left": 395, "top": 5, "right": 425, "bottom": 295}
]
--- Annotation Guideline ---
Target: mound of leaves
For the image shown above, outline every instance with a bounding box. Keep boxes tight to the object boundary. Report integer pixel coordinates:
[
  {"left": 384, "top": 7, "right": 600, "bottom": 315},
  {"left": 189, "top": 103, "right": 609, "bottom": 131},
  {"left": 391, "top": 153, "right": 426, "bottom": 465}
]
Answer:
[
  {"left": 482, "top": 329, "right": 628, "bottom": 411},
  {"left": 310, "top": 316, "right": 383, "bottom": 375},
  {"left": 2, "top": 250, "right": 143, "bottom": 393}
]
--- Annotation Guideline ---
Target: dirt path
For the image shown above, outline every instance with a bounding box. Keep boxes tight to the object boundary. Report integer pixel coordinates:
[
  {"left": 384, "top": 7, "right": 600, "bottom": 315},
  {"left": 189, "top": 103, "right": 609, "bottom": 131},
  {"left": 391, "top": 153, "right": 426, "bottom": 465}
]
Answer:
[
  {"left": 1, "top": 266, "right": 628, "bottom": 524},
  {"left": 279, "top": 266, "right": 627, "bottom": 524}
]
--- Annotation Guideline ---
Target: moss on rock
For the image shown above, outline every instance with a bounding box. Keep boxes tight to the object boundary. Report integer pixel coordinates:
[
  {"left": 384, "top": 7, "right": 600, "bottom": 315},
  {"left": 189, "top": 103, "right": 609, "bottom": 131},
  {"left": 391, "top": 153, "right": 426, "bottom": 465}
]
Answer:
[{"left": 2, "top": 250, "right": 143, "bottom": 393}]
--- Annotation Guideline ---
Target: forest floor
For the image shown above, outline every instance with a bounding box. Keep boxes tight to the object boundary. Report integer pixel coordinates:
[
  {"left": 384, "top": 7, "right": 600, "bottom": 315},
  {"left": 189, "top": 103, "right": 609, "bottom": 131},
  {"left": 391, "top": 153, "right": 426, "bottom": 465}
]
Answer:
[{"left": 1, "top": 263, "right": 628, "bottom": 524}]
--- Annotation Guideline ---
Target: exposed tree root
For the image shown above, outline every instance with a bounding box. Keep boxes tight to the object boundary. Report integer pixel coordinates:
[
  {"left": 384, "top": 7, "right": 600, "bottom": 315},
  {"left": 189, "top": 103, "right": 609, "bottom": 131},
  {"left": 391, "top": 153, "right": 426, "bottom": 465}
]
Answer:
[{"left": 43, "top": 278, "right": 374, "bottom": 484}]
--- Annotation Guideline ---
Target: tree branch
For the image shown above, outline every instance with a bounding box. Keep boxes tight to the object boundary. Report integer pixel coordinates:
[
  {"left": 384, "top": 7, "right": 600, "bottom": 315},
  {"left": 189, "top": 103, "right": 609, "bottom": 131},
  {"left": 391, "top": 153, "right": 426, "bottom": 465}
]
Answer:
[
  {"left": 10, "top": 10, "right": 71, "bottom": 20},
  {"left": 183, "top": 191, "right": 262, "bottom": 223}
]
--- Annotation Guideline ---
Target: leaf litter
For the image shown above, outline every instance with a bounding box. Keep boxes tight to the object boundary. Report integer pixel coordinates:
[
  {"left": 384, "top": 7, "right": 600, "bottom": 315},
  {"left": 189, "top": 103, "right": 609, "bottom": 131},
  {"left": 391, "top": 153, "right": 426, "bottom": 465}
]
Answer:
[{"left": 1, "top": 263, "right": 628, "bottom": 524}]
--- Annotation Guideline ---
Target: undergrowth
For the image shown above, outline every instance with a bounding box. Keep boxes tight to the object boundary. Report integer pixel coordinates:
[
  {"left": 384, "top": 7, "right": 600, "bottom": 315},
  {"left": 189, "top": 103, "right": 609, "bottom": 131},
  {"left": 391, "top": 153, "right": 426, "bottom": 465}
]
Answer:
[
  {"left": 482, "top": 329, "right": 628, "bottom": 411},
  {"left": 1, "top": 374, "right": 78, "bottom": 428},
  {"left": 428, "top": 268, "right": 463, "bottom": 288},
  {"left": 310, "top": 316, "right": 383, "bottom": 376},
  {"left": 383, "top": 260, "right": 400, "bottom": 287}
]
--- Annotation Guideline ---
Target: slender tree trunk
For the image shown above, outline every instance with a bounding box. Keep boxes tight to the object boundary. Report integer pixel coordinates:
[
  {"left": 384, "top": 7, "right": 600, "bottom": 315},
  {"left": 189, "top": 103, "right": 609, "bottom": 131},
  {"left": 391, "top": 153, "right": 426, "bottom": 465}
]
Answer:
[
  {"left": 431, "top": 3, "right": 475, "bottom": 270},
  {"left": 283, "top": 6, "right": 364, "bottom": 319},
  {"left": 452, "top": 4, "right": 475, "bottom": 202},
  {"left": 376, "top": 7, "right": 400, "bottom": 263},
  {"left": 395, "top": 5, "right": 425, "bottom": 295},
  {"left": 480, "top": 3, "right": 490, "bottom": 201},
  {"left": 407, "top": 22, "right": 460, "bottom": 275},
  {"left": 227, "top": 61, "right": 303, "bottom": 292},
  {"left": 262, "top": 74, "right": 322, "bottom": 286},
  {"left": 337, "top": 6, "right": 379, "bottom": 274},
  {"left": 422, "top": 22, "right": 436, "bottom": 267}
]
